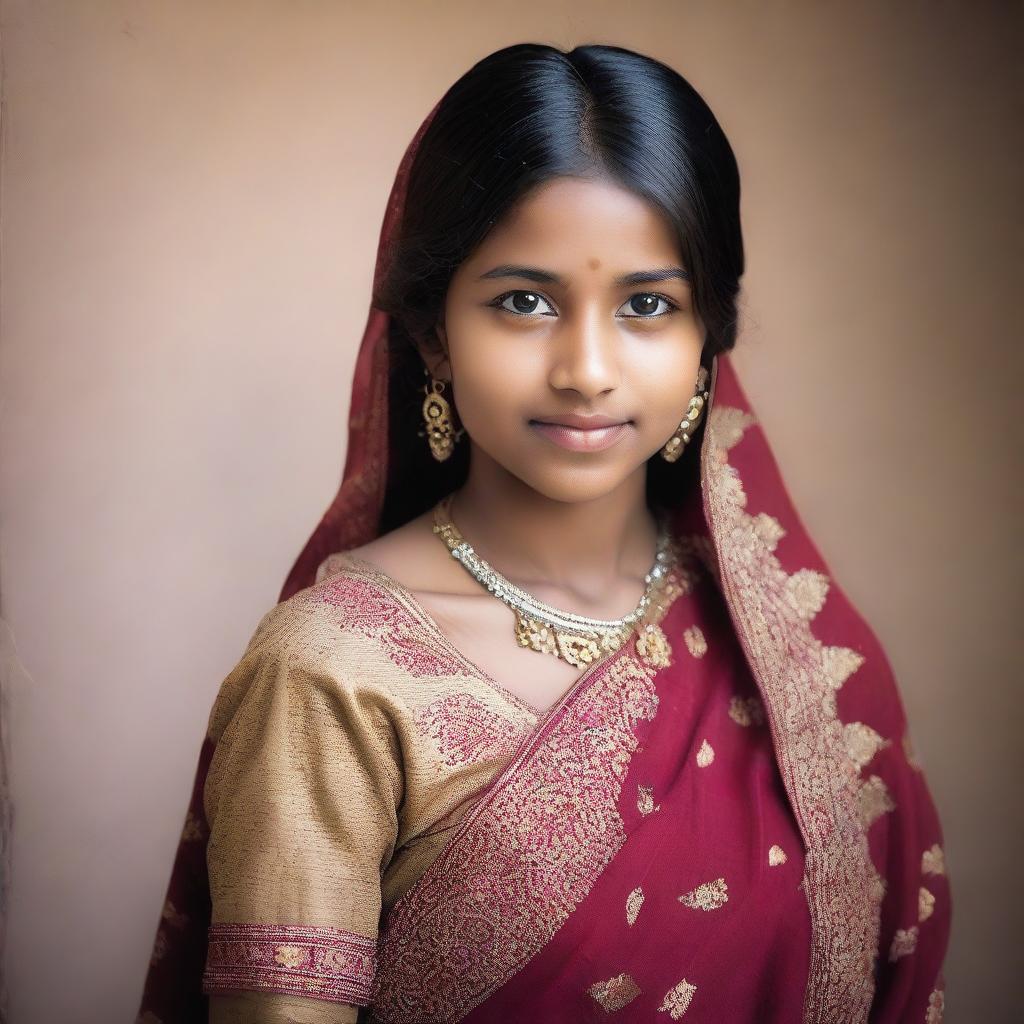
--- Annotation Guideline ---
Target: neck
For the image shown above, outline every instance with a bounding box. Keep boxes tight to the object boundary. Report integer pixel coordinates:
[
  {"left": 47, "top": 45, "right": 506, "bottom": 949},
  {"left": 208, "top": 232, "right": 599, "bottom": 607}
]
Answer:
[{"left": 447, "top": 445, "right": 661, "bottom": 599}]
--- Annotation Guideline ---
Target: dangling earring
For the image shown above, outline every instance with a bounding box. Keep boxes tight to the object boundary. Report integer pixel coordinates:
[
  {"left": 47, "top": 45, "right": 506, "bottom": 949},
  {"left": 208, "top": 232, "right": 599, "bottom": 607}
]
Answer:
[
  {"left": 420, "top": 370, "right": 463, "bottom": 461},
  {"left": 659, "top": 366, "right": 710, "bottom": 463}
]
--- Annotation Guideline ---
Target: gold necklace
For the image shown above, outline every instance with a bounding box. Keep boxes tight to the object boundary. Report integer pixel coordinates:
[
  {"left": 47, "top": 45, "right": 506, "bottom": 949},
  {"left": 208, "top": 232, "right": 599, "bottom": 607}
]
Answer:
[{"left": 430, "top": 493, "right": 678, "bottom": 668}]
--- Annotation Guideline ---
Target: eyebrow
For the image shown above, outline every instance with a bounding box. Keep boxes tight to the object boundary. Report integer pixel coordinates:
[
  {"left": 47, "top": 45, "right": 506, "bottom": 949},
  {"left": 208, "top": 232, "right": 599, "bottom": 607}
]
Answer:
[{"left": 477, "top": 264, "right": 691, "bottom": 287}]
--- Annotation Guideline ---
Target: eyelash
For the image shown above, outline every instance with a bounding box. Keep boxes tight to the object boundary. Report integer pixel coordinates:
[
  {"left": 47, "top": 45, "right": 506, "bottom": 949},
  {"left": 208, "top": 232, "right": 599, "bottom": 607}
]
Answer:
[{"left": 488, "top": 289, "right": 682, "bottom": 320}]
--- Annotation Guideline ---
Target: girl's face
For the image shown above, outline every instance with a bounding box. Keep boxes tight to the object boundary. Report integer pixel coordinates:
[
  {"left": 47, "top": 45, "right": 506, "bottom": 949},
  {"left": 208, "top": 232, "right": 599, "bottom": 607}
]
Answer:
[{"left": 433, "top": 175, "right": 706, "bottom": 505}]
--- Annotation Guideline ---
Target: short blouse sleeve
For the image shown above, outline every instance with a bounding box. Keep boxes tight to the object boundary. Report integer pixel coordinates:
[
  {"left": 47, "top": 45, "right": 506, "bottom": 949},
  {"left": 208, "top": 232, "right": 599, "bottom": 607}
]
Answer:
[{"left": 201, "top": 607, "right": 403, "bottom": 1022}]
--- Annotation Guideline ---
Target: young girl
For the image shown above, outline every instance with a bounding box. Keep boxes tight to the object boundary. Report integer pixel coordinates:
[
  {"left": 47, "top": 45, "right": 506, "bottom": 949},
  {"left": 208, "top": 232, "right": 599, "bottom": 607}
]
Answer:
[{"left": 138, "top": 42, "right": 951, "bottom": 1024}]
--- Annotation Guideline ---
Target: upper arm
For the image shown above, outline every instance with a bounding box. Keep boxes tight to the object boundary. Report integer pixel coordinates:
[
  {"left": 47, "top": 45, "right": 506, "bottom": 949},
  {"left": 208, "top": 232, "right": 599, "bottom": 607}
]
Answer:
[{"left": 201, "top": 617, "right": 403, "bottom": 1013}]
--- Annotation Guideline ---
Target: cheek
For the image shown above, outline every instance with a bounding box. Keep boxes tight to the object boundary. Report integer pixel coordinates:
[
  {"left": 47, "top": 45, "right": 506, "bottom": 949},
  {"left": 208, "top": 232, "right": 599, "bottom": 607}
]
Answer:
[
  {"left": 449, "top": 331, "right": 539, "bottom": 417},
  {"left": 629, "top": 345, "right": 703, "bottom": 422}
]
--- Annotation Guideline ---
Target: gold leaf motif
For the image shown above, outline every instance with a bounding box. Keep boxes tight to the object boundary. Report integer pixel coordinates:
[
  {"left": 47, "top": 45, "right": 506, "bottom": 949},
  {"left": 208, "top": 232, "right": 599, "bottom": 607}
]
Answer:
[
  {"left": 787, "top": 568, "right": 831, "bottom": 620},
  {"left": 273, "top": 944, "right": 307, "bottom": 968},
  {"left": 625, "top": 887, "right": 645, "bottom": 926},
  {"left": 768, "top": 844, "right": 788, "bottom": 866},
  {"left": 918, "top": 886, "right": 935, "bottom": 922},
  {"left": 728, "top": 695, "right": 765, "bottom": 727},
  {"left": 695, "top": 738, "right": 715, "bottom": 767},
  {"left": 678, "top": 877, "right": 728, "bottom": 911},
  {"left": 657, "top": 978, "right": 697, "bottom": 1018},
  {"left": 684, "top": 625, "right": 708, "bottom": 658},
  {"left": 752, "top": 512, "right": 786, "bottom": 550},
  {"left": 925, "top": 987, "right": 945, "bottom": 1023},
  {"left": 843, "top": 722, "right": 891, "bottom": 772},
  {"left": 821, "top": 644, "right": 866, "bottom": 692},
  {"left": 637, "top": 784, "right": 661, "bottom": 815},
  {"left": 587, "top": 972, "right": 642, "bottom": 1012},
  {"left": 636, "top": 622, "right": 672, "bottom": 668},
  {"left": 858, "top": 775, "right": 896, "bottom": 828},
  {"left": 888, "top": 926, "right": 918, "bottom": 962},
  {"left": 922, "top": 844, "right": 946, "bottom": 876},
  {"left": 712, "top": 406, "right": 757, "bottom": 448}
]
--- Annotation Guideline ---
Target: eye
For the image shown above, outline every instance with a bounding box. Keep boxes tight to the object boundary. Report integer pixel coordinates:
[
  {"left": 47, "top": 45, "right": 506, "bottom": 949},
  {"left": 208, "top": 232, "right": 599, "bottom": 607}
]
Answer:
[
  {"left": 490, "top": 290, "right": 557, "bottom": 317},
  {"left": 616, "top": 293, "right": 679, "bottom": 318}
]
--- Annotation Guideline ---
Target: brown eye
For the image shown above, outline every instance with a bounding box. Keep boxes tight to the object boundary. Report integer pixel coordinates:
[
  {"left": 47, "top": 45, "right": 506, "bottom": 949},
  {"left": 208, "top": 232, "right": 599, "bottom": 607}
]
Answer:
[
  {"left": 618, "top": 293, "right": 677, "bottom": 318},
  {"left": 493, "top": 290, "right": 556, "bottom": 317}
]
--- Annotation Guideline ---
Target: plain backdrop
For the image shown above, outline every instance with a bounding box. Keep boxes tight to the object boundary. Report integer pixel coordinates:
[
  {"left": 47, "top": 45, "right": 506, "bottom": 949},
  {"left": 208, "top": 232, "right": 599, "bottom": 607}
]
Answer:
[{"left": 1, "top": 2, "right": 1020, "bottom": 1021}]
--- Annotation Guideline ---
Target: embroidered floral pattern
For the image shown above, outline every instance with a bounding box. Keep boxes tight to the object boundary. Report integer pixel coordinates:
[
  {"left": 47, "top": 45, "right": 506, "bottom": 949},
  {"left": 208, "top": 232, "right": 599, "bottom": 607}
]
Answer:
[
  {"left": 768, "top": 845, "right": 788, "bottom": 866},
  {"left": 317, "top": 573, "right": 473, "bottom": 680},
  {"left": 888, "top": 926, "right": 918, "bottom": 962},
  {"left": 696, "top": 738, "right": 715, "bottom": 767},
  {"left": 728, "top": 695, "right": 765, "bottom": 727},
  {"left": 678, "top": 877, "right": 729, "bottom": 911},
  {"left": 922, "top": 844, "right": 946, "bottom": 876},
  {"left": 588, "top": 972, "right": 642, "bottom": 1012},
  {"left": 925, "top": 987, "right": 945, "bottom": 1022},
  {"left": 626, "top": 887, "right": 645, "bottom": 925},
  {"left": 858, "top": 775, "right": 897, "bottom": 829},
  {"left": 368, "top": 569, "right": 685, "bottom": 1022},
  {"left": 703, "top": 403, "right": 887, "bottom": 1022},
  {"left": 413, "top": 691, "right": 525, "bottom": 767},
  {"left": 202, "top": 922, "right": 377, "bottom": 1005},
  {"left": 684, "top": 625, "right": 708, "bottom": 658},
  {"left": 637, "top": 783, "right": 662, "bottom": 815},
  {"left": 658, "top": 978, "right": 697, "bottom": 1018},
  {"left": 918, "top": 886, "right": 936, "bottom": 922},
  {"left": 843, "top": 722, "right": 891, "bottom": 772}
]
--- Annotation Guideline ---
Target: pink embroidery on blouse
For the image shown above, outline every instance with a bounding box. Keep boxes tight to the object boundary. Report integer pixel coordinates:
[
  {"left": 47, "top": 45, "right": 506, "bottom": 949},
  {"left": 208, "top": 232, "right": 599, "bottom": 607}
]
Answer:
[
  {"left": 413, "top": 691, "right": 526, "bottom": 766},
  {"left": 318, "top": 575, "right": 466, "bottom": 678},
  {"left": 202, "top": 922, "right": 377, "bottom": 1006}
]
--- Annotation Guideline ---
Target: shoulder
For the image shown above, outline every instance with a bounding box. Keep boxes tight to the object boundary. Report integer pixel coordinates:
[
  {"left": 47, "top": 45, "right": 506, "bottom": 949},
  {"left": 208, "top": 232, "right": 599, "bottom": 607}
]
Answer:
[{"left": 204, "top": 572, "right": 415, "bottom": 745}]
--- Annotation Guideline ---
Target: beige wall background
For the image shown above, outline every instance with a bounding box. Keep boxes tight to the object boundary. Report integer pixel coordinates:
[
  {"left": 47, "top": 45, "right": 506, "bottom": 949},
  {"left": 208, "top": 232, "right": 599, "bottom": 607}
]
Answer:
[{"left": 0, "top": 1, "right": 1019, "bottom": 1021}]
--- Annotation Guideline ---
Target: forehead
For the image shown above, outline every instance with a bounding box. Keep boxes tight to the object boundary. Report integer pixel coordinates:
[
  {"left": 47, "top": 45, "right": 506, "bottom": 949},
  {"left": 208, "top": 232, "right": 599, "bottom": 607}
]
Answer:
[{"left": 466, "top": 176, "right": 683, "bottom": 271}]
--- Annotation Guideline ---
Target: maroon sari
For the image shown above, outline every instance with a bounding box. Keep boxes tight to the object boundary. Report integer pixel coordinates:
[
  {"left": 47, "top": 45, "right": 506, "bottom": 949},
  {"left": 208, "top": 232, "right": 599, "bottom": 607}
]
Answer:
[{"left": 137, "top": 97, "right": 951, "bottom": 1024}]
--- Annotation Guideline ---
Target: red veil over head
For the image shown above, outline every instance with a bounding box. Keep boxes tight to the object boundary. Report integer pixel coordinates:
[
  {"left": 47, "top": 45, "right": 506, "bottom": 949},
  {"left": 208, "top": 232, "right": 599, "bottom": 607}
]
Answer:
[{"left": 138, "top": 91, "right": 951, "bottom": 1024}]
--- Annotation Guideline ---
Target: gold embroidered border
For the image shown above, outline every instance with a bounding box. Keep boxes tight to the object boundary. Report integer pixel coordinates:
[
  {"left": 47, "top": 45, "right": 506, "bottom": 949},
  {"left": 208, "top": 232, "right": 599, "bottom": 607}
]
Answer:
[
  {"left": 701, "top": 393, "right": 885, "bottom": 1024},
  {"left": 202, "top": 922, "right": 377, "bottom": 1005}
]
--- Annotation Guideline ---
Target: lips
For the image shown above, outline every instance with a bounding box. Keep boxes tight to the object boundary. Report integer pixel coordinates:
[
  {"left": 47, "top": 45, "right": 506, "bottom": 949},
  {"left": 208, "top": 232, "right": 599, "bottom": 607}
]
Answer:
[
  {"left": 528, "top": 415, "right": 632, "bottom": 453},
  {"left": 531, "top": 413, "right": 628, "bottom": 430}
]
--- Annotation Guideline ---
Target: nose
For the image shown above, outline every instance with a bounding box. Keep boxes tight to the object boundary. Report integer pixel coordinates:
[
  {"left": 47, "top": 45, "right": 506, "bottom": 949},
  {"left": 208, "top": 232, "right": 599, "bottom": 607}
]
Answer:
[{"left": 547, "top": 310, "right": 621, "bottom": 399}]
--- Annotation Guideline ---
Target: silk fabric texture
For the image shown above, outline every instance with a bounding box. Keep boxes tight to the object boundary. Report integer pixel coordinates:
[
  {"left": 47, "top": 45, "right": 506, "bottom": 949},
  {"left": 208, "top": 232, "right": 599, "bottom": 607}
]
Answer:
[{"left": 137, "top": 98, "right": 952, "bottom": 1024}]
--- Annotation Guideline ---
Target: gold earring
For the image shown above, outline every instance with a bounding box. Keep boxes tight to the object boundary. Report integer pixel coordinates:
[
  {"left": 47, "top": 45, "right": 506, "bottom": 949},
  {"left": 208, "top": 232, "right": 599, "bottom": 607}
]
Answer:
[
  {"left": 659, "top": 366, "right": 710, "bottom": 462},
  {"left": 420, "top": 372, "right": 463, "bottom": 461}
]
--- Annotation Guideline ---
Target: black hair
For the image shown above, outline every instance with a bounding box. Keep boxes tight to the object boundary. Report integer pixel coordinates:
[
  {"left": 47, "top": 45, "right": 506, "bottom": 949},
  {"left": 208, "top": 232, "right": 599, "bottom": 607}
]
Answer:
[{"left": 374, "top": 42, "right": 745, "bottom": 533}]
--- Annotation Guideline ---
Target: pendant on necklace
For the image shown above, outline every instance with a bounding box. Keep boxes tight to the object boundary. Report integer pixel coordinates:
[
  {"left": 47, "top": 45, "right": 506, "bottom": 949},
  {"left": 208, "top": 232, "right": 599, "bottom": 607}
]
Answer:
[{"left": 513, "top": 611, "right": 631, "bottom": 668}]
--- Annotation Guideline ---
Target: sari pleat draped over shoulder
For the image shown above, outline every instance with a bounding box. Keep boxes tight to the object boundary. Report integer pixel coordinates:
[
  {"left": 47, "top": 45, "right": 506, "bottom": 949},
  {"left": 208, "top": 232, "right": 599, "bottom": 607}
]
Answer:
[{"left": 136, "top": 96, "right": 951, "bottom": 1024}]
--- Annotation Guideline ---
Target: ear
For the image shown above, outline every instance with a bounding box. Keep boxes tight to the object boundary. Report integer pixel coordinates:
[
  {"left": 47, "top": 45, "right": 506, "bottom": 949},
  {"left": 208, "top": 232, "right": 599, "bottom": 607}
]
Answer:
[{"left": 414, "top": 322, "right": 453, "bottom": 381}]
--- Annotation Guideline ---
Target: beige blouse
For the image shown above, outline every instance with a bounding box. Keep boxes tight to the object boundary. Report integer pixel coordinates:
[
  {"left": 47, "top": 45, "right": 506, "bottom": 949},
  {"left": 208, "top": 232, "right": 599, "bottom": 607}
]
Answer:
[{"left": 205, "top": 553, "right": 547, "bottom": 1023}]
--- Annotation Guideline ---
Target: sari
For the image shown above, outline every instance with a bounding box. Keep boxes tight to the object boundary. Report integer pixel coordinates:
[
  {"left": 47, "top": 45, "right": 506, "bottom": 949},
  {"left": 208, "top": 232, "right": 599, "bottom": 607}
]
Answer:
[{"left": 136, "top": 97, "right": 952, "bottom": 1024}]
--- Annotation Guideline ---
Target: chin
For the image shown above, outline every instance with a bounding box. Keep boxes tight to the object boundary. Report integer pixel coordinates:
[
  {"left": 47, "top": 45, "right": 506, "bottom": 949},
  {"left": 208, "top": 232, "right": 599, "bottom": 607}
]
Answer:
[{"left": 511, "top": 462, "right": 642, "bottom": 506}]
